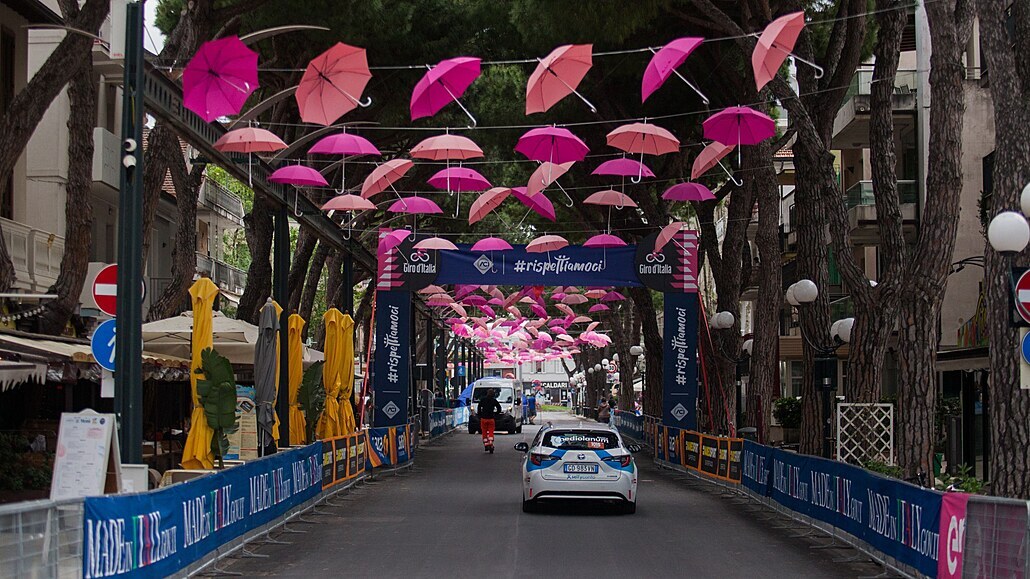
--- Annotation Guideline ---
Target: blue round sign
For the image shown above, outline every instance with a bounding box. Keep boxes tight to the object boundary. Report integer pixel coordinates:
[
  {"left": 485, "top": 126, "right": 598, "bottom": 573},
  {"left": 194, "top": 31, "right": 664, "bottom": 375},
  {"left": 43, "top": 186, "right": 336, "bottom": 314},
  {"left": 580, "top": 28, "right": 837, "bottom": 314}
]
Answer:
[
  {"left": 90, "top": 319, "right": 117, "bottom": 372},
  {"left": 1022, "top": 330, "right": 1030, "bottom": 367}
]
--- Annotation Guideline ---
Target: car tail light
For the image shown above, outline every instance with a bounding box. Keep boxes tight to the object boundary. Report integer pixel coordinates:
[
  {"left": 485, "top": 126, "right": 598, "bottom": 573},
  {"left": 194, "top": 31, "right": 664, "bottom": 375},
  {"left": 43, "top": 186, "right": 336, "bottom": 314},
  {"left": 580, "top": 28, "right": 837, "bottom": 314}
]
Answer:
[
  {"left": 604, "top": 455, "right": 632, "bottom": 467},
  {"left": 530, "top": 453, "right": 547, "bottom": 466}
]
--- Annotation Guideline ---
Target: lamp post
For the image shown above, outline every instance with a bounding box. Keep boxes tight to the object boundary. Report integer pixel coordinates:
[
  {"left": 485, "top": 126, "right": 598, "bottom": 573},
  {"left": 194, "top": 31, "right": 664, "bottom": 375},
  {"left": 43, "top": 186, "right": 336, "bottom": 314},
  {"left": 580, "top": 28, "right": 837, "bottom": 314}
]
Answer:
[
  {"left": 787, "top": 278, "right": 852, "bottom": 458},
  {"left": 708, "top": 310, "right": 745, "bottom": 434},
  {"left": 630, "top": 345, "right": 644, "bottom": 413}
]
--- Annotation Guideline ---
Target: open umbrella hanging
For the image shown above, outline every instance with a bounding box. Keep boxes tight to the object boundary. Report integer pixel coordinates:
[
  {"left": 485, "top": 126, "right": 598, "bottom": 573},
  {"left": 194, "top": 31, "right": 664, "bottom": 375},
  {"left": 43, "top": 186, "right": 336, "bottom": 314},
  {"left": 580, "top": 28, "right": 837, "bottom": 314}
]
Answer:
[
  {"left": 470, "top": 237, "right": 512, "bottom": 274},
  {"left": 361, "top": 159, "right": 414, "bottom": 200},
  {"left": 214, "top": 127, "right": 287, "bottom": 185},
  {"left": 296, "top": 42, "right": 372, "bottom": 126},
  {"left": 526, "top": 234, "right": 569, "bottom": 253},
  {"left": 691, "top": 141, "right": 741, "bottom": 185},
  {"left": 410, "top": 133, "right": 483, "bottom": 160},
  {"left": 511, "top": 187, "right": 557, "bottom": 222},
  {"left": 255, "top": 299, "right": 279, "bottom": 456},
  {"left": 468, "top": 187, "right": 512, "bottom": 225},
  {"left": 411, "top": 56, "right": 481, "bottom": 126},
  {"left": 527, "top": 161, "right": 574, "bottom": 197},
  {"left": 642, "top": 37, "right": 708, "bottom": 103},
  {"left": 702, "top": 106, "right": 776, "bottom": 164},
  {"left": 526, "top": 44, "right": 596, "bottom": 114},
  {"left": 321, "top": 194, "right": 376, "bottom": 239},
  {"left": 662, "top": 182, "right": 716, "bottom": 202},
  {"left": 752, "top": 11, "right": 822, "bottom": 92},
  {"left": 309, "top": 131, "right": 381, "bottom": 193},
  {"left": 183, "top": 36, "right": 259, "bottom": 122},
  {"left": 269, "top": 164, "right": 330, "bottom": 217},
  {"left": 606, "top": 121, "right": 680, "bottom": 183}
]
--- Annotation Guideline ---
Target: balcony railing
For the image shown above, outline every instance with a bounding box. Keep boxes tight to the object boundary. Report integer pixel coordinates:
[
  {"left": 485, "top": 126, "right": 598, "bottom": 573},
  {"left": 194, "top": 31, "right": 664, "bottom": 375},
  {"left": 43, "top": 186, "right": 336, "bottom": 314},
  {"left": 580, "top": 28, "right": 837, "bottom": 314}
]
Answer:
[
  {"left": 199, "top": 180, "right": 245, "bottom": 225},
  {"left": 0, "top": 217, "right": 64, "bottom": 292},
  {"left": 196, "top": 253, "right": 248, "bottom": 295},
  {"left": 843, "top": 69, "right": 918, "bottom": 101},
  {"left": 845, "top": 180, "right": 919, "bottom": 208}
]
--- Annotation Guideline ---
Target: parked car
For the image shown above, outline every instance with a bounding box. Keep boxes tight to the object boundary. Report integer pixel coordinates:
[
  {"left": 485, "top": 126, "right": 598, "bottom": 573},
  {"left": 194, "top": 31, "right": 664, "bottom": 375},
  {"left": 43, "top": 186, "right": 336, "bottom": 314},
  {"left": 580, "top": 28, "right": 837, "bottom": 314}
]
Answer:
[
  {"left": 515, "top": 424, "right": 641, "bottom": 514},
  {"left": 467, "top": 379, "right": 522, "bottom": 434}
]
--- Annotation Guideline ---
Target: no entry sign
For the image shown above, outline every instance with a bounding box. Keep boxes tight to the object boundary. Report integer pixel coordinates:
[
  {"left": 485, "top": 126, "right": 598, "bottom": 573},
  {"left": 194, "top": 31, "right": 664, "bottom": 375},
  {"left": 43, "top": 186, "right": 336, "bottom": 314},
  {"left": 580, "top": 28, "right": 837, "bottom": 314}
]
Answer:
[
  {"left": 91, "top": 264, "right": 145, "bottom": 317},
  {"left": 1017, "top": 270, "right": 1030, "bottom": 324}
]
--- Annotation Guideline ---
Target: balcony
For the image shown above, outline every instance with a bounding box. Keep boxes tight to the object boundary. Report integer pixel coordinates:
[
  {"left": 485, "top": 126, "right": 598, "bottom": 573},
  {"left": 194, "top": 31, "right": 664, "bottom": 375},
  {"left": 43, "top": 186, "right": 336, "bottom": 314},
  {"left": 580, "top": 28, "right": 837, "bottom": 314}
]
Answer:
[
  {"left": 832, "top": 69, "right": 918, "bottom": 149},
  {"left": 0, "top": 217, "right": 64, "bottom": 293},
  {"left": 198, "top": 180, "right": 245, "bottom": 227},
  {"left": 196, "top": 253, "right": 247, "bottom": 297},
  {"left": 845, "top": 180, "right": 919, "bottom": 244}
]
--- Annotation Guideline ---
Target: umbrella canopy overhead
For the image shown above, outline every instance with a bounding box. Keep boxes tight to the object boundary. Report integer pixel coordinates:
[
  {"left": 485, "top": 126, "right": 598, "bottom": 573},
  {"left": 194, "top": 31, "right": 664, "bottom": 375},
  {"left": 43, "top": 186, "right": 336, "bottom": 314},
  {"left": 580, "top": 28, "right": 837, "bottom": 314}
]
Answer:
[
  {"left": 309, "top": 132, "right": 381, "bottom": 156},
  {"left": 321, "top": 194, "right": 375, "bottom": 211},
  {"left": 296, "top": 42, "right": 372, "bottom": 126},
  {"left": 584, "top": 189, "right": 637, "bottom": 207},
  {"left": 269, "top": 164, "right": 329, "bottom": 187},
  {"left": 468, "top": 187, "right": 512, "bottom": 224},
  {"left": 471, "top": 237, "right": 513, "bottom": 252},
  {"left": 526, "top": 234, "right": 569, "bottom": 253},
  {"left": 606, "top": 122, "right": 680, "bottom": 155},
  {"left": 691, "top": 141, "right": 735, "bottom": 179},
  {"left": 752, "top": 12, "right": 808, "bottom": 91},
  {"left": 527, "top": 161, "right": 574, "bottom": 196},
  {"left": 592, "top": 158, "right": 654, "bottom": 178},
  {"left": 377, "top": 229, "right": 411, "bottom": 257},
  {"left": 702, "top": 106, "right": 776, "bottom": 147},
  {"left": 583, "top": 233, "right": 627, "bottom": 248},
  {"left": 213, "top": 128, "right": 287, "bottom": 153},
  {"left": 183, "top": 36, "right": 259, "bottom": 122},
  {"left": 414, "top": 236, "right": 459, "bottom": 251},
  {"left": 511, "top": 187, "right": 557, "bottom": 221},
  {"left": 526, "top": 44, "right": 595, "bottom": 114},
  {"left": 515, "top": 126, "right": 589, "bottom": 164},
  {"left": 361, "top": 159, "right": 413, "bottom": 199},
  {"left": 663, "top": 182, "right": 716, "bottom": 202},
  {"left": 428, "top": 167, "right": 492, "bottom": 191},
  {"left": 410, "top": 56, "right": 481, "bottom": 124},
  {"left": 410, "top": 134, "right": 484, "bottom": 160},
  {"left": 655, "top": 221, "right": 688, "bottom": 252},
  {"left": 388, "top": 196, "right": 443, "bottom": 214},
  {"left": 641, "top": 37, "right": 705, "bottom": 102}
]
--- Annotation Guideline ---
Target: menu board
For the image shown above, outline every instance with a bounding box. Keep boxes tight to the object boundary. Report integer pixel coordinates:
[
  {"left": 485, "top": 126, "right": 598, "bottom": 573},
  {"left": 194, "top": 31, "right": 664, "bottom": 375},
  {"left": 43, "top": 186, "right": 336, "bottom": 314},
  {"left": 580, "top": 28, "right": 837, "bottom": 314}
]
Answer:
[
  {"left": 226, "top": 385, "right": 258, "bottom": 460},
  {"left": 50, "top": 410, "right": 122, "bottom": 500}
]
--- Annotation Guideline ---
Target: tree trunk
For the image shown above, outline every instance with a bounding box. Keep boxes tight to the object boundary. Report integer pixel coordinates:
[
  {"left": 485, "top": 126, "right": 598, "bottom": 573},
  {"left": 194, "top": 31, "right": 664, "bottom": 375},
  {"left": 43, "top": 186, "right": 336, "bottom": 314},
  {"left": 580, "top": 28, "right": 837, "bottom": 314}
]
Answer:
[
  {"left": 0, "top": 0, "right": 109, "bottom": 289},
  {"left": 605, "top": 304, "right": 635, "bottom": 411},
  {"left": 629, "top": 286, "right": 662, "bottom": 417},
  {"left": 301, "top": 242, "right": 330, "bottom": 343},
  {"left": 977, "top": 0, "right": 1030, "bottom": 498},
  {"left": 325, "top": 250, "right": 345, "bottom": 310},
  {"left": 38, "top": 59, "right": 94, "bottom": 335},
  {"left": 287, "top": 226, "right": 317, "bottom": 312},
  {"left": 237, "top": 197, "right": 274, "bottom": 324},
  {"left": 751, "top": 140, "right": 782, "bottom": 443}
]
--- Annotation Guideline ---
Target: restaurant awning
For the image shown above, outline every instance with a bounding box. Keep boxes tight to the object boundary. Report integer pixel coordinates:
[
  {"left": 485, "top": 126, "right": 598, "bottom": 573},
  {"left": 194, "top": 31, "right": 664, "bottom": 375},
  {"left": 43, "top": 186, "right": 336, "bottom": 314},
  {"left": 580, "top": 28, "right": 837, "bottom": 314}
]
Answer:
[{"left": 0, "top": 360, "right": 46, "bottom": 391}]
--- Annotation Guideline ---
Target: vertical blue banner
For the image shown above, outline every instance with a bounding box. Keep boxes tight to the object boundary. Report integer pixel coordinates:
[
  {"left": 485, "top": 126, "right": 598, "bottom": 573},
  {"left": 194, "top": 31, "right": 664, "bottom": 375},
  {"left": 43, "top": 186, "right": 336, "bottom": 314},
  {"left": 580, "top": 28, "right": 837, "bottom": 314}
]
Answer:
[
  {"left": 663, "top": 291, "right": 698, "bottom": 429},
  {"left": 373, "top": 291, "right": 410, "bottom": 426}
]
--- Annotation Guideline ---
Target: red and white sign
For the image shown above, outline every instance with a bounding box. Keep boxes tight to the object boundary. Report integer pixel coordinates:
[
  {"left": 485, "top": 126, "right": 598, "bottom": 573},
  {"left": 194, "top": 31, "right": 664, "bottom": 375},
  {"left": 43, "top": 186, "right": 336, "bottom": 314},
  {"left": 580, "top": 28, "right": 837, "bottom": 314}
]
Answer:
[
  {"left": 937, "top": 492, "right": 970, "bottom": 578},
  {"left": 91, "top": 265, "right": 145, "bottom": 317},
  {"left": 1017, "top": 270, "right": 1030, "bottom": 323}
]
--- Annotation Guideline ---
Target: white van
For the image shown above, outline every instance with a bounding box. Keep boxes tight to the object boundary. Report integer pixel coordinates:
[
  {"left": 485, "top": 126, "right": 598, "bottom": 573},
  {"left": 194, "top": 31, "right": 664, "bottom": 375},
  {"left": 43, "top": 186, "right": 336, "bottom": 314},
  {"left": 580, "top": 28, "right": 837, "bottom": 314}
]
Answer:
[{"left": 468, "top": 379, "right": 522, "bottom": 434}]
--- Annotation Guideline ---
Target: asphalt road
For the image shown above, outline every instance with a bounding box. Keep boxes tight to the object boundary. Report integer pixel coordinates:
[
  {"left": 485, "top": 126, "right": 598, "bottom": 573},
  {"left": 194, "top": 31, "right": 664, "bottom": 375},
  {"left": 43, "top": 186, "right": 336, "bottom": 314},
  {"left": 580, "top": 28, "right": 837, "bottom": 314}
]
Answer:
[{"left": 225, "top": 411, "right": 878, "bottom": 578}]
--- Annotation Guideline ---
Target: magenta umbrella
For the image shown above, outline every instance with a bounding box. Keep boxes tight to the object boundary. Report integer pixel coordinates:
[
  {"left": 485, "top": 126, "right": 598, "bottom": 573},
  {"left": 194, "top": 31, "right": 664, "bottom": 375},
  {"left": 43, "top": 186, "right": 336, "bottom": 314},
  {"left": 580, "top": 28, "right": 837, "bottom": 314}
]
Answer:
[
  {"left": 515, "top": 126, "right": 589, "bottom": 164},
  {"left": 388, "top": 196, "right": 443, "bottom": 214},
  {"left": 663, "top": 182, "right": 716, "bottom": 202},
  {"left": 655, "top": 221, "right": 687, "bottom": 253},
  {"left": 592, "top": 158, "right": 654, "bottom": 179},
  {"left": 588, "top": 304, "right": 610, "bottom": 313},
  {"left": 703, "top": 106, "right": 776, "bottom": 163},
  {"left": 428, "top": 167, "right": 492, "bottom": 191},
  {"left": 309, "top": 132, "right": 381, "bottom": 193},
  {"left": 377, "top": 229, "right": 411, "bottom": 258},
  {"left": 601, "top": 291, "right": 626, "bottom": 303},
  {"left": 183, "top": 36, "right": 259, "bottom": 122},
  {"left": 641, "top": 37, "right": 707, "bottom": 103},
  {"left": 361, "top": 159, "right": 414, "bottom": 199},
  {"left": 526, "top": 234, "right": 569, "bottom": 253},
  {"left": 410, "top": 57, "right": 481, "bottom": 126},
  {"left": 471, "top": 237, "right": 513, "bottom": 252},
  {"left": 511, "top": 187, "right": 557, "bottom": 221},
  {"left": 269, "top": 164, "right": 328, "bottom": 187},
  {"left": 583, "top": 233, "right": 626, "bottom": 248}
]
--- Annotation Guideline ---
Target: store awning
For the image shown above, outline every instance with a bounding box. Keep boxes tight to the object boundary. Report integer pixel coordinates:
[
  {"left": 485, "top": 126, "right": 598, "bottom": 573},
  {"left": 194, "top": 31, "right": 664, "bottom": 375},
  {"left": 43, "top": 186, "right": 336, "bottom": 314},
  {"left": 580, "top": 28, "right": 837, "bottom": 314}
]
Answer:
[{"left": 0, "top": 360, "right": 46, "bottom": 391}]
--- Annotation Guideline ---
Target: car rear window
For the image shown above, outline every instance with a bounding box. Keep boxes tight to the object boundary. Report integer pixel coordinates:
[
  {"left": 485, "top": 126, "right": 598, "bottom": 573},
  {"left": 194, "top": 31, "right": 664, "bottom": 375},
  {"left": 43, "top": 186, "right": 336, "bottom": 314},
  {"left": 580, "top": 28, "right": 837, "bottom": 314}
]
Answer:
[{"left": 543, "top": 431, "right": 620, "bottom": 450}]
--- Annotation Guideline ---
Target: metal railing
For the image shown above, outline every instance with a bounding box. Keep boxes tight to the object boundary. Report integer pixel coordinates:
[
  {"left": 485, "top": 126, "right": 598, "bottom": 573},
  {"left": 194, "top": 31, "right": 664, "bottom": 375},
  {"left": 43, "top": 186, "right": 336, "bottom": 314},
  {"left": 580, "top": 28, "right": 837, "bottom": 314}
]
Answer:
[
  {"left": 195, "top": 253, "right": 248, "bottom": 295},
  {"left": 962, "top": 495, "right": 1030, "bottom": 577},
  {"left": 198, "top": 180, "right": 245, "bottom": 225},
  {"left": 0, "top": 217, "right": 65, "bottom": 293},
  {"left": 843, "top": 69, "right": 918, "bottom": 101},
  {"left": 0, "top": 498, "right": 83, "bottom": 579},
  {"left": 845, "top": 180, "right": 919, "bottom": 208}
]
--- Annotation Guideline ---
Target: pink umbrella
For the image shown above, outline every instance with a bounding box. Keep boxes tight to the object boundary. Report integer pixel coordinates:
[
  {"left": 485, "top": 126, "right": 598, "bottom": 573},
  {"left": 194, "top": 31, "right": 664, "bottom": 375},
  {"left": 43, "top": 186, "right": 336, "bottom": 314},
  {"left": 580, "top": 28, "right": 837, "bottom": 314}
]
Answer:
[
  {"left": 296, "top": 42, "right": 372, "bottom": 126},
  {"left": 563, "top": 294, "right": 589, "bottom": 305},
  {"left": 321, "top": 194, "right": 375, "bottom": 211},
  {"left": 584, "top": 289, "right": 607, "bottom": 300},
  {"left": 511, "top": 187, "right": 557, "bottom": 221},
  {"left": 471, "top": 237, "right": 513, "bottom": 252},
  {"left": 414, "top": 237, "right": 459, "bottom": 251},
  {"left": 607, "top": 123, "right": 680, "bottom": 155},
  {"left": 551, "top": 292, "right": 567, "bottom": 302},
  {"left": 527, "top": 161, "right": 574, "bottom": 197},
  {"left": 592, "top": 158, "right": 654, "bottom": 179},
  {"left": 463, "top": 295, "right": 488, "bottom": 306},
  {"left": 487, "top": 297, "right": 504, "bottom": 306},
  {"left": 642, "top": 37, "right": 708, "bottom": 103},
  {"left": 377, "top": 229, "right": 411, "bottom": 257},
  {"left": 588, "top": 304, "right": 610, "bottom": 313},
  {"left": 663, "top": 182, "right": 715, "bottom": 202},
  {"left": 555, "top": 303, "right": 575, "bottom": 316},
  {"left": 410, "top": 134, "right": 483, "bottom": 160},
  {"left": 530, "top": 304, "right": 549, "bottom": 318},
  {"left": 526, "top": 44, "right": 596, "bottom": 114},
  {"left": 426, "top": 293, "right": 454, "bottom": 306},
  {"left": 469, "top": 187, "right": 512, "bottom": 225},
  {"left": 584, "top": 233, "right": 626, "bottom": 248},
  {"left": 565, "top": 286, "right": 581, "bottom": 293},
  {"left": 601, "top": 291, "right": 626, "bottom": 303},
  {"left": 573, "top": 316, "right": 593, "bottom": 324},
  {"left": 410, "top": 56, "right": 481, "bottom": 126},
  {"left": 388, "top": 196, "right": 443, "bottom": 214},
  {"left": 419, "top": 284, "right": 446, "bottom": 295},
  {"left": 183, "top": 36, "right": 258, "bottom": 122},
  {"left": 655, "top": 221, "right": 687, "bottom": 253},
  {"left": 213, "top": 128, "right": 285, "bottom": 153},
  {"left": 526, "top": 234, "right": 569, "bottom": 253},
  {"left": 515, "top": 126, "right": 589, "bottom": 164},
  {"left": 449, "top": 303, "right": 468, "bottom": 318},
  {"left": 309, "top": 132, "right": 381, "bottom": 193},
  {"left": 691, "top": 141, "right": 740, "bottom": 185},
  {"left": 428, "top": 167, "right": 492, "bottom": 191},
  {"left": 584, "top": 189, "right": 637, "bottom": 208},
  {"left": 361, "top": 159, "right": 414, "bottom": 199},
  {"left": 703, "top": 107, "right": 776, "bottom": 163},
  {"left": 478, "top": 305, "right": 496, "bottom": 318},
  {"left": 752, "top": 12, "right": 821, "bottom": 92},
  {"left": 269, "top": 164, "right": 328, "bottom": 187}
]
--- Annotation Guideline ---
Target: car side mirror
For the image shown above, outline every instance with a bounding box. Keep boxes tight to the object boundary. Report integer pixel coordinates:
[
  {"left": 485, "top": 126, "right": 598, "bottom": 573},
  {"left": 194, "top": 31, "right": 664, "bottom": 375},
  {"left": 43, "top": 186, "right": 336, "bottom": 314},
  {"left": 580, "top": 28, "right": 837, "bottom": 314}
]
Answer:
[
  {"left": 627, "top": 444, "right": 642, "bottom": 453},
  {"left": 514, "top": 442, "right": 529, "bottom": 452}
]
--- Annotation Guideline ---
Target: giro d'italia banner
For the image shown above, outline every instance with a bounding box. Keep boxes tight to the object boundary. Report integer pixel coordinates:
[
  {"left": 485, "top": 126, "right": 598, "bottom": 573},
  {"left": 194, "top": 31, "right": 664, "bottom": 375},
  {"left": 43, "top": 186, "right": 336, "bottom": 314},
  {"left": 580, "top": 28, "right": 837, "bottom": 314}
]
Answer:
[
  {"left": 741, "top": 441, "right": 942, "bottom": 576},
  {"left": 373, "top": 290, "right": 410, "bottom": 427},
  {"left": 82, "top": 444, "right": 322, "bottom": 578},
  {"left": 436, "top": 243, "right": 642, "bottom": 288},
  {"left": 662, "top": 291, "right": 698, "bottom": 430}
]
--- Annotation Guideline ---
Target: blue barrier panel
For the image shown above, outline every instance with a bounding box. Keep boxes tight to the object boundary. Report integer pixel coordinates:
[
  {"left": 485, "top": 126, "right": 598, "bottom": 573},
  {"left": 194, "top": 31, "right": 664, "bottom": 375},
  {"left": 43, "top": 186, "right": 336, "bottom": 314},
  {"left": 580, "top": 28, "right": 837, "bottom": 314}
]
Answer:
[
  {"left": 429, "top": 410, "right": 448, "bottom": 437},
  {"left": 453, "top": 406, "right": 469, "bottom": 426},
  {"left": 82, "top": 444, "right": 323, "bottom": 579},
  {"left": 742, "top": 441, "right": 941, "bottom": 576}
]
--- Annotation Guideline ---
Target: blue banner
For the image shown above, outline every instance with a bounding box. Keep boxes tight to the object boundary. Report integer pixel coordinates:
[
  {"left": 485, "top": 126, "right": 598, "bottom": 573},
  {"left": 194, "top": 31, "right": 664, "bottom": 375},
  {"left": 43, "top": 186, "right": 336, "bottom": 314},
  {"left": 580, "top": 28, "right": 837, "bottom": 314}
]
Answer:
[
  {"left": 436, "top": 244, "right": 642, "bottom": 287},
  {"left": 612, "top": 410, "right": 644, "bottom": 441},
  {"left": 662, "top": 291, "right": 698, "bottom": 429},
  {"left": 82, "top": 444, "right": 322, "bottom": 578},
  {"left": 373, "top": 291, "right": 410, "bottom": 427},
  {"left": 742, "top": 442, "right": 942, "bottom": 576}
]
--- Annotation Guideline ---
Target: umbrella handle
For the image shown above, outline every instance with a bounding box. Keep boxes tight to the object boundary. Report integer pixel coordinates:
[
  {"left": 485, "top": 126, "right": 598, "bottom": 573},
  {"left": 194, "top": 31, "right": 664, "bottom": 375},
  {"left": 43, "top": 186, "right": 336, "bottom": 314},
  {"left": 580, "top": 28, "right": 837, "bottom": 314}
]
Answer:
[
  {"left": 436, "top": 79, "right": 478, "bottom": 128},
  {"left": 541, "top": 59, "right": 597, "bottom": 113},
  {"left": 791, "top": 54, "right": 825, "bottom": 79},
  {"left": 556, "top": 183, "right": 574, "bottom": 207},
  {"left": 718, "top": 159, "right": 743, "bottom": 186},
  {"left": 293, "top": 188, "right": 303, "bottom": 217},
  {"left": 670, "top": 68, "right": 710, "bottom": 104},
  {"left": 342, "top": 218, "right": 352, "bottom": 240}
]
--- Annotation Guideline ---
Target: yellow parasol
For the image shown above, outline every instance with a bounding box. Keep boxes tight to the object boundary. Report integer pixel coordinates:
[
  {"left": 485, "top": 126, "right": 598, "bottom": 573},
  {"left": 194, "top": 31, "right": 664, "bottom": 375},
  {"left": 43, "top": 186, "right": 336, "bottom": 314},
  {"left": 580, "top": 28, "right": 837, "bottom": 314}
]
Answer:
[
  {"left": 271, "top": 300, "right": 283, "bottom": 443},
  {"left": 338, "top": 313, "right": 356, "bottom": 433},
  {"left": 287, "top": 314, "right": 307, "bottom": 444},
  {"left": 181, "top": 277, "right": 219, "bottom": 469},
  {"left": 316, "top": 308, "right": 344, "bottom": 438}
]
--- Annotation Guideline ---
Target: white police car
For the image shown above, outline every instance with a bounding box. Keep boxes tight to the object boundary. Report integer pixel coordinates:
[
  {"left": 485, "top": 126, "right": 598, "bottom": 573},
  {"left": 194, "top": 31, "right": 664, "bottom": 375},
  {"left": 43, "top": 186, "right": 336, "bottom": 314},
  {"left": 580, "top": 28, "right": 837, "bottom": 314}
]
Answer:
[{"left": 515, "top": 424, "right": 641, "bottom": 514}]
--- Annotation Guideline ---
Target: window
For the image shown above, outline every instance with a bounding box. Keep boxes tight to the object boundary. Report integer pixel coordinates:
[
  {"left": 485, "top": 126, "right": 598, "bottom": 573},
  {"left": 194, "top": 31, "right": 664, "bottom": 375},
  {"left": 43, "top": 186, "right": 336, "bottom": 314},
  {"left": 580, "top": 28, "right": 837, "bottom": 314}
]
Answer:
[
  {"left": 535, "top": 361, "right": 543, "bottom": 372},
  {"left": 543, "top": 431, "right": 620, "bottom": 450},
  {"left": 789, "top": 361, "right": 804, "bottom": 398}
]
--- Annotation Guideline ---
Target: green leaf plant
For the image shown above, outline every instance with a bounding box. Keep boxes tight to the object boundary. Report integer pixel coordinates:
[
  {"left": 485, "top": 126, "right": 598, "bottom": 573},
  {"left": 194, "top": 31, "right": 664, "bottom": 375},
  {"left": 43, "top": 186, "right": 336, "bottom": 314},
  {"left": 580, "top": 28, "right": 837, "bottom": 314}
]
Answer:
[{"left": 196, "top": 347, "right": 239, "bottom": 469}]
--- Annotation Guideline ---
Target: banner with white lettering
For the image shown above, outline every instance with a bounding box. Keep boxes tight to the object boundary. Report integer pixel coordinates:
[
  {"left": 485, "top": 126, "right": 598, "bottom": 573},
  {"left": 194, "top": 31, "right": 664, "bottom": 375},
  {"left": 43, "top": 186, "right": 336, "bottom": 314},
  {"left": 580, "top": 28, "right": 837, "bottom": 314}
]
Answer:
[
  {"left": 82, "top": 444, "right": 322, "bottom": 578},
  {"left": 662, "top": 291, "right": 698, "bottom": 429},
  {"left": 741, "top": 441, "right": 942, "bottom": 576},
  {"left": 373, "top": 290, "right": 411, "bottom": 427}
]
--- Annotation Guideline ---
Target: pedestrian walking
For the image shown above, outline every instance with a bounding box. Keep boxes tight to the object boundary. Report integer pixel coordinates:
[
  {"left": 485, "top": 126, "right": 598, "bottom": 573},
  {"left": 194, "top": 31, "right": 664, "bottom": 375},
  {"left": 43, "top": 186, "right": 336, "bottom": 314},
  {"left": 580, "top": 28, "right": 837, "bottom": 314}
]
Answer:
[{"left": 477, "top": 388, "right": 502, "bottom": 453}]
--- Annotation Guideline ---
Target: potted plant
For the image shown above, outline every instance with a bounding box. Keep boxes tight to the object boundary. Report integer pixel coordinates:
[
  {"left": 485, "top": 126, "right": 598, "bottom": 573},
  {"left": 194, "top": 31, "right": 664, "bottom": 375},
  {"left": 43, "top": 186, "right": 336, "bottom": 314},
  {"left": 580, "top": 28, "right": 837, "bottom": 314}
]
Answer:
[
  {"left": 196, "top": 348, "right": 239, "bottom": 469},
  {"left": 773, "top": 397, "right": 802, "bottom": 444},
  {"left": 297, "top": 361, "right": 326, "bottom": 443}
]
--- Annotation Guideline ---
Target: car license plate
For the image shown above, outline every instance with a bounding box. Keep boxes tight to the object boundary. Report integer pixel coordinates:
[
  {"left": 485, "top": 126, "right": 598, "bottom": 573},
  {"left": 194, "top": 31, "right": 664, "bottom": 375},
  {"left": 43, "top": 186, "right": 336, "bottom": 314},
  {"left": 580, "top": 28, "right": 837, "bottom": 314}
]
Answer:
[{"left": 563, "top": 463, "right": 598, "bottom": 474}]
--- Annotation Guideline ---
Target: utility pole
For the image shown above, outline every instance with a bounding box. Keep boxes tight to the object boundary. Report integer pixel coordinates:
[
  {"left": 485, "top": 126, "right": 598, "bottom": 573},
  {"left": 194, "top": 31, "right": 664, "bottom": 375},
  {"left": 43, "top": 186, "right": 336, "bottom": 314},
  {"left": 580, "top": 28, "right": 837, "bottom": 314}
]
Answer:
[{"left": 114, "top": 1, "right": 145, "bottom": 464}]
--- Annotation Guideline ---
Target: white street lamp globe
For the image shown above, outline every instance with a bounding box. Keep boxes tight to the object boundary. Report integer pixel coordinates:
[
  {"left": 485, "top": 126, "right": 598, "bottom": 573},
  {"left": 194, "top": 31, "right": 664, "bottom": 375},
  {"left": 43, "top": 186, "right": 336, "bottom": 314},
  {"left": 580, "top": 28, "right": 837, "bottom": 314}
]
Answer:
[
  {"left": 630, "top": 345, "right": 644, "bottom": 356},
  {"left": 793, "top": 279, "right": 818, "bottom": 304},
  {"left": 785, "top": 284, "right": 799, "bottom": 307},
  {"left": 594, "top": 364, "right": 602, "bottom": 372},
  {"left": 715, "top": 311, "right": 735, "bottom": 329},
  {"left": 1021, "top": 182, "right": 1030, "bottom": 216},
  {"left": 612, "top": 353, "right": 619, "bottom": 362},
  {"left": 588, "top": 368, "right": 594, "bottom": 374},
  {"left": 988, "top": 211, "right": 1030, "bottom": 254},
  {"left": 837, "top": 318, "right": 856, "bottom": 344},
  {"left": 829, "top": 319, "right": 843, "bottom": 341},
  {"left": 742, "top": 339, "right": 753, "bottom": 355},
  {"left": 602, "top": 358, "right": 610, "bottom": 367}
]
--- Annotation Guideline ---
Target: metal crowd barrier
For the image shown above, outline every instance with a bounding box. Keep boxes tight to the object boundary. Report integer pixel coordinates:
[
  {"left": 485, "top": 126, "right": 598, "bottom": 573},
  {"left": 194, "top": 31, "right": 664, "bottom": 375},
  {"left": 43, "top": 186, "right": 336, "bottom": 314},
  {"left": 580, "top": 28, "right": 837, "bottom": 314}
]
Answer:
[
  {"left": 0, "top": 497, "right": 83, "bottom": 579},
  {"left": 961, "top": 494, "right": 1030, "bottom": 577}
]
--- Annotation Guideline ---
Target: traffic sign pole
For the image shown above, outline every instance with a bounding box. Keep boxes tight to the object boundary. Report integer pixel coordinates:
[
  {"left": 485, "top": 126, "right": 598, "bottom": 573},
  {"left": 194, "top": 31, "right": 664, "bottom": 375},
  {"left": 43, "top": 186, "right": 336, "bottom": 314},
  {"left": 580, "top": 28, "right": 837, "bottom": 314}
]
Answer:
[
  {"left": 1015, "top": 270, "right": 1030, "bottom": 324},
  {"left": 114, "top": 2, "right": 145, "bottom": 464}
]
